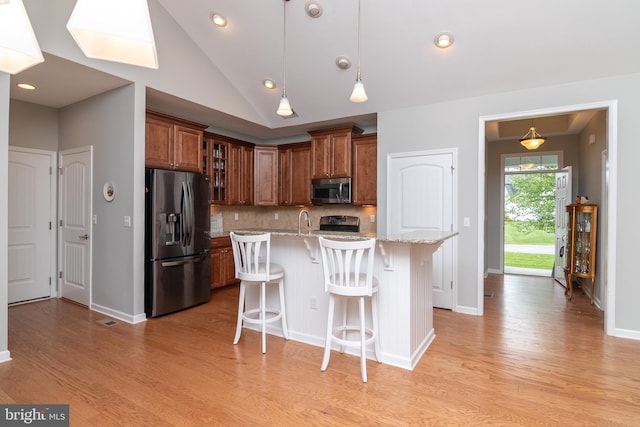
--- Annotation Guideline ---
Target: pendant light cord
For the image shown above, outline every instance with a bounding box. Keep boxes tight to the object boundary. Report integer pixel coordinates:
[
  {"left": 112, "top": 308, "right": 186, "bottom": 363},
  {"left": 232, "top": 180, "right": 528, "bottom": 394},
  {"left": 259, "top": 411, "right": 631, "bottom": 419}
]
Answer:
[
  {"left": 282, "top": 0, "right": 288, "bottom": 97},
  {"left": 356, "top": 0, "right": 362, "bottom": 79}
]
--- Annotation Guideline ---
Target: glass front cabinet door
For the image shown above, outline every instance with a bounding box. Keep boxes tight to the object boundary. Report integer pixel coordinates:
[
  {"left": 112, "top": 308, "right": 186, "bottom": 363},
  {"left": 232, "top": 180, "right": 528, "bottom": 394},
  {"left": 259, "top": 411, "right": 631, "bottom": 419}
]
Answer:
[{"left": 564, "top": 203, "right": 598, "bottom": 304}]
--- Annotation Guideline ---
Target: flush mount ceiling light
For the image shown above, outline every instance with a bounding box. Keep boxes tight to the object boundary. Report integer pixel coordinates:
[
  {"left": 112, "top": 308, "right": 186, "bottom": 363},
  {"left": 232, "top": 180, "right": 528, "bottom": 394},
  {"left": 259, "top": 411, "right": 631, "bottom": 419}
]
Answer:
[
  {"left": 262, "top": 78, "right": 276, "bottom": 89},
  {"left": 349, "top": 0, "right": 368, "bottom": 102},
  {"left": 434, "top": 31, "right": 454, "bottom": 48},
  {"left": 17, "top": 82, "right": 36, "bottom": 90},
  {"left": 0, "top": 0, "right": 44, "bottom": 74},
  {"left": 210, "top": 12, "right": 227, "bottom": 27},
  {"left": 305, "top": 1, "right": 323, "bottom": 18},
  {"left": 335, "top": 56, "right": 351, "bottom": 70},
  {"left": 67, "top": 0, "right": 159, "bottom": 69},
  {"left": 277, "top": 0, "right": 294, "bottom": 116},
  {"left": 520, "top": 125, "right": 547, "bottom": 150}
]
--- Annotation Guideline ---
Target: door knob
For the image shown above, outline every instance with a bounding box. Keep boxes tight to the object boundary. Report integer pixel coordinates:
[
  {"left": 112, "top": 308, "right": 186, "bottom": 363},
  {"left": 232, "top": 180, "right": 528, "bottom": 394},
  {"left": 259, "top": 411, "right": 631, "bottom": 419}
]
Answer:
[{"left": 79, "top": 234, "right": 89, "bottom": 240}]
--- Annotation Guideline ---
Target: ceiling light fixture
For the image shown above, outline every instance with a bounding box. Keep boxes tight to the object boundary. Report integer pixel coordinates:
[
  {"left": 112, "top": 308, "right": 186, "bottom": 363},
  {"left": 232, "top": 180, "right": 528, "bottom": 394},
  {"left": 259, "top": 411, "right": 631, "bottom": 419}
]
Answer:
[
  {"left": 277, "top": 0, "right": 294, "bottom": 117},
  {"left": 520, "top": 125, "right": 547, "bottom": 150},
  {"left": 336, "top": 56, "right": 351, "bottom": 70},
  {"left": 262, "top": 78, "right": 276, "bottom": 89},
  {"left": 305, "top": 1, "right": 323, "bottom": 18},
  {"left": 434, "top": 32, "right": 454, "bottom": 48},
  {"left": 0, "top": 0, "right": 44, "bottom": 74},
  {"left": 66, "top": 0, "right": 159, "bottom": 69},
  {"left": 17, "top": 82, "right": 36, "bottom": 90},
  {"left": 349, "top": 0, "right": 367, "bottom": 102},
  {"left": 210, "top": 12, "right": 227, "bottom": 27}
]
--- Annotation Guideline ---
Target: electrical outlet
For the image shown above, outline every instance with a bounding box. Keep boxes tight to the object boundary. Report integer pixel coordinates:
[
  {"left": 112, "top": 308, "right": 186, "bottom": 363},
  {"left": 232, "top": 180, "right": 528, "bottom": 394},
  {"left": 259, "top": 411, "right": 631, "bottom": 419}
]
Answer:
[
  {"left": 234, "top": 213, "right": 239, "bottom": 221},
  {"left": 274, "top": 212, "right": 279, "bottom": 220},
  {"left": 463, "top": 217, "right": 470, "bottom": 227},
  {"left": 310, "top": 296, "right": 318, "bottom": 310},
  {"left": 370, "top": 214, "right": 376, "bottom": 223}
]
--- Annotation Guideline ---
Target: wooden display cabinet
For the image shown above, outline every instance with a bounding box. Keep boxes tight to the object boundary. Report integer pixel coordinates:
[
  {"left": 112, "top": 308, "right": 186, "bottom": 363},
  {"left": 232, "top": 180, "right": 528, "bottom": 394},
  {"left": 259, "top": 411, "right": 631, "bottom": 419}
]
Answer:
[
  {"left": 206, "top": 134, "right": 228, "bottom": 204},
  {"left": 564, "top": 203, "right": 598, "bottom": 304},
  {"left": 210, "top": 237, "right": 238, "bottom": 289}
]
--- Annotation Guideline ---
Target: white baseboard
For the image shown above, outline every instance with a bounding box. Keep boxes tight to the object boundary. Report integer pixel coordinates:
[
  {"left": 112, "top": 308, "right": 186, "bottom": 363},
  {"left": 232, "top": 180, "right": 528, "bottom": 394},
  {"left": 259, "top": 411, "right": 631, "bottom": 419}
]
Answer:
[
  {"left": 455, "top": 305, "right": 480, "bottom": 315},
  {"left": 0, "top": 350, "right": 11, "bottom": 364},
  {"left": 91, "top": 303, "right": 147, "bottom": 324},
  {"left": 613, "top": 328, "right": 640, "bottom": 340}
]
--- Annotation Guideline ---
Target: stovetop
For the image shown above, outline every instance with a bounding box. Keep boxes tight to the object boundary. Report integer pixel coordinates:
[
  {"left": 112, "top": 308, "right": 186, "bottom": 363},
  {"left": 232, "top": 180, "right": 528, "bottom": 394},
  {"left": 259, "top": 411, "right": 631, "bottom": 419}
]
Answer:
[{"left": 319, "top": 215, "right": 360, "bottom": 232}]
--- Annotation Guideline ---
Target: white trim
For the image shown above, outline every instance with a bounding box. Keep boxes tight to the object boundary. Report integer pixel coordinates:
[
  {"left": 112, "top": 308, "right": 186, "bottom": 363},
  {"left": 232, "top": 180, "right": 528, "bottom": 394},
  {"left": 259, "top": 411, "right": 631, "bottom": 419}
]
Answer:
[
  {"left": 91, "top": 303, "right": 147, "bottom": 325},
  {"left": 455, "top": 305, "right": 481, "bottom": 316},
  {"left": 0, "top": 350, "right": 11, "bottom": 364},
  {"left": 613, "top": 328, "right": 640, "bottom": 341},
  {"left": 479, "top": 100, "right": 618, "bottom": 336}
]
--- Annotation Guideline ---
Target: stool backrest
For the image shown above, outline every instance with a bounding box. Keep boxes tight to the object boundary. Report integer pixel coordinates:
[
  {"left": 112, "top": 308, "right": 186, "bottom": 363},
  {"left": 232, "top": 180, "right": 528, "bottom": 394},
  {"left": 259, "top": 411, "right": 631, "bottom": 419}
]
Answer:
[
  {"left": 318, "top": 237, "right": 376, "bottom": 297},
  {"left": 230, "top": 232, "right": 271, "bottom": 282}
]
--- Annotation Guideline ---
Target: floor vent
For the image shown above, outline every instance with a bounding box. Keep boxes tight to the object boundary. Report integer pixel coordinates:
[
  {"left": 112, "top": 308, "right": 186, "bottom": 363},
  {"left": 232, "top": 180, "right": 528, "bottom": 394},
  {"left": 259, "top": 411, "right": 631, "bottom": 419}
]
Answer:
[{"left": 96, "top": 318, "right": 118, "bottom": 327}]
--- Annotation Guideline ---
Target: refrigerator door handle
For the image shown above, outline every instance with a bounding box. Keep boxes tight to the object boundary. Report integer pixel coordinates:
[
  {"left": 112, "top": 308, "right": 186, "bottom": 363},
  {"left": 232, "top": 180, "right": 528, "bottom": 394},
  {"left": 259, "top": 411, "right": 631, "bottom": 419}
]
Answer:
[
  {"left": 161, "top": 254, "right": 207, "bottom": 267},
  {"left": 181, "top": 181, "right": 192, "bottom": 247}
]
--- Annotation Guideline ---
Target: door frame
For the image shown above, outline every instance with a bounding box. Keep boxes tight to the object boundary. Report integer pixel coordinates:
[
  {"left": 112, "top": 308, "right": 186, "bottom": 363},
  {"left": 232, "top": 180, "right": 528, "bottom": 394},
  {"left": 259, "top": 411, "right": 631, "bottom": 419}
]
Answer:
[
  {"left": 478, "top": 100, "right": 618, "bottom": 335},
  {"left": 8, "top": 146, "right": 58, "bottom": 299}
]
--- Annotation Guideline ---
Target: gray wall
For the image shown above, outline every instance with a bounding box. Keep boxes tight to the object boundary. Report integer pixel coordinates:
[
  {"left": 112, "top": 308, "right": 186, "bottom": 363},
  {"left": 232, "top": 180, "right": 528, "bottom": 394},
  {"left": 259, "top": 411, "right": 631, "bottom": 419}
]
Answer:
[
  {"left": 485, "top": 134, "right": 581, "bottom": 273},
  {"left": 378, "top": 73, "right": 640, "bottom": 334},
  {"left": 58, "top": 84, "right": 139, "bottom": 317},
  {"left": 9, "top": 100, "right": 59, "bottom": 151}
]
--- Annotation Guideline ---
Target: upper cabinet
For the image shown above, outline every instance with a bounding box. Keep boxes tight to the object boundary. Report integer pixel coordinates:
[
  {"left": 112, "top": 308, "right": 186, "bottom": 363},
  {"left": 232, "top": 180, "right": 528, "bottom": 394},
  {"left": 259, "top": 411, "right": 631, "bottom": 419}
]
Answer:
[
  {"left": 352, "top": 133, "right": 377, "bottom": 205},
  {"left": 278, "top": 142, "right": 311, "bottom": 206},
  {"left": 254, "top": 146, "right": 278, "bottom": 206},
  {"left": 206, "top": 132, "right": 255, "bottom": 205},
  {"left": 205, "top": 133, "right": 228, "bottom": 204},
  {"left": 145, "top": 111, "right": 206, "bottom": 173},
  {"left": 309, "top": 126, "right": 362, "bottom": 179}
]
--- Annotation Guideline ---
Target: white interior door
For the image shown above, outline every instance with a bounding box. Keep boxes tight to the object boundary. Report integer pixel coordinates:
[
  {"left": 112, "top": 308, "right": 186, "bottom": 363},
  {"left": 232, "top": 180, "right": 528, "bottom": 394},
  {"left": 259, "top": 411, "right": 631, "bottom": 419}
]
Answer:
[
  {"left": 58, "top": 147, "right": 92, "bottom": 307},
  {"left": 554, "top": 166, "right": 572, "bottom": 285},
  {"left": 8, "top": 148, "right": 56, "bottom": 304},
  {"left": 388, "top": 150, "right": 455, "bottom": 309}
]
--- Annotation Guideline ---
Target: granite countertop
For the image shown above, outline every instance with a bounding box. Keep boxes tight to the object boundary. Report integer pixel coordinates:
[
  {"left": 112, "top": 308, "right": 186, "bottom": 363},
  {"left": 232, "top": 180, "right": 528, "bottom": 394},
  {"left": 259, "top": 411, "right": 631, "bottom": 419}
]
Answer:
[{"left": 226, "top": 228, "right": 458, "bottom": 244}]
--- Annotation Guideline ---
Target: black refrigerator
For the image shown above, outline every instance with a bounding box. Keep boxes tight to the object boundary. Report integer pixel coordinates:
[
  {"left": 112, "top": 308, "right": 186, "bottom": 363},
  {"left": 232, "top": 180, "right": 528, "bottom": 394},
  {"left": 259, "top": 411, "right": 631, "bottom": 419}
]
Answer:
[{"left": 145, "top": 168, "right": 211, "bottom": 317}]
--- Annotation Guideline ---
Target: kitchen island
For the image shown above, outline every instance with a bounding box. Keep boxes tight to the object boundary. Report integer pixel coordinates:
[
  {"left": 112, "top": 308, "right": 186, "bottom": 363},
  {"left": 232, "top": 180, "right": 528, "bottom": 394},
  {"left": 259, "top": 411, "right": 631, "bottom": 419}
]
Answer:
[{"left": 231, "top": 229, "right": 457, "bottom": 370}]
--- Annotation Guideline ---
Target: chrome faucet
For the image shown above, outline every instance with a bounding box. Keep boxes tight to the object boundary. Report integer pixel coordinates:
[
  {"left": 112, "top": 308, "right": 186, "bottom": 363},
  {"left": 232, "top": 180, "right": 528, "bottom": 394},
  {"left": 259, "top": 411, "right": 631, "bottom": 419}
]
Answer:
[{"left": 298, "top": 210, "right": 311, "bottom": 234}]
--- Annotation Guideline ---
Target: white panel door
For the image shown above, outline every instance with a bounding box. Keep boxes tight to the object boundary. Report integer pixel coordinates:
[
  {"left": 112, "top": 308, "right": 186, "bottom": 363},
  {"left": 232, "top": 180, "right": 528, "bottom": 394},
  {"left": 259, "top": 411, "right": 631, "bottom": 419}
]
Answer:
[
  {"left": 8, "top": 148, "right": 56, "bottom": 304},
  {"left": 388, "top": 151, "right": 455, "bottom": 309},
  {"left": 58, "top": 148, "right": 92, "bottom": 307},
  {"left": 554, "top": 166, "right": 572, "bottom": 285}
]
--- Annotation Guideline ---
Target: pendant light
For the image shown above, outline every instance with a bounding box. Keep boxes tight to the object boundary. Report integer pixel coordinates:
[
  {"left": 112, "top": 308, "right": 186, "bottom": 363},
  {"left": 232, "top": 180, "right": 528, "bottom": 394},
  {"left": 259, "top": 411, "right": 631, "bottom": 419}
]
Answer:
[
  {"left": 276, "top": 0, "right": 294, "bottom": 117},
  {"left": 519, "top": 125, "right": 547, "bottom": 150},
  {"left": 0, "top": 0, "right": 44, "bottom": 74},
  {"left": 349, "top": 0, "right": 368, "bottom": 102},
  {"left": 67, "top": 0, "right": 158, "bottom": 69}
]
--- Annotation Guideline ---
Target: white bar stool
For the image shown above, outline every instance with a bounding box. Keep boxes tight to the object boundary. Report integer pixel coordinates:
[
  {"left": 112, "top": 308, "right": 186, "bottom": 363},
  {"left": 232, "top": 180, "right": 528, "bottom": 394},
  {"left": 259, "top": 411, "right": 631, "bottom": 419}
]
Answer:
[
  {"left": 317, "top": 236, "right": 381, "bottom": 382},
  {"left": 230, "top": 232, "right": 289, "bottom": 353}
]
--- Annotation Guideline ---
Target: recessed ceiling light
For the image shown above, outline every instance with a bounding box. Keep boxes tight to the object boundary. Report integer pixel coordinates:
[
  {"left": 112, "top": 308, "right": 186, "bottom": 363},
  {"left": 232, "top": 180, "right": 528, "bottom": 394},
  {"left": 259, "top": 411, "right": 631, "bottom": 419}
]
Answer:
[
  {"left": 17, "top": 83, "right": 36, "bottom": 90},
  {"left": 305, "top": 1, "right": 323, "bottom": 18},
  {"left": 262, "top": 79, "right": 276, "bottom": 90},
  {"left": 434, "top": 32, "right": 454, "bottom": 48},
  {"left": 210, "top": 12, "right": 227, "bottom": 27}
]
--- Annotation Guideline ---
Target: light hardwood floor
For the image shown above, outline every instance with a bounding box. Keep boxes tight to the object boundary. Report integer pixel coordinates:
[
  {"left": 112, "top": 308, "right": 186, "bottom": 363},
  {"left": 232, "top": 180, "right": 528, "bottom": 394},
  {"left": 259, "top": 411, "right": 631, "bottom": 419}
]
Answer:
[{"left": 2, "top": 274, "right": 640, "bottom": 426}]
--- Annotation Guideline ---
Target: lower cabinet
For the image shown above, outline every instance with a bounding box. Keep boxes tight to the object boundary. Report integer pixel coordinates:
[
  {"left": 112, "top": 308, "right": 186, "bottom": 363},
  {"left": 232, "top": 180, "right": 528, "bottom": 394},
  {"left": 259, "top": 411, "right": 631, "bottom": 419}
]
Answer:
[{"left": 210, "top": 237, "right": 238, "bottom": 288}]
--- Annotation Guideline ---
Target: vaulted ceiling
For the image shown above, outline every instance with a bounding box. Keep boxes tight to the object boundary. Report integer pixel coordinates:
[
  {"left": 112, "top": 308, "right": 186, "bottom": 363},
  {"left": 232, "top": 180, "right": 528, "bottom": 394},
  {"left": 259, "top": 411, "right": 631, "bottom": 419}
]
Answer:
[{"left": 9, "top": 0, "right": 640, "bottom": 141}]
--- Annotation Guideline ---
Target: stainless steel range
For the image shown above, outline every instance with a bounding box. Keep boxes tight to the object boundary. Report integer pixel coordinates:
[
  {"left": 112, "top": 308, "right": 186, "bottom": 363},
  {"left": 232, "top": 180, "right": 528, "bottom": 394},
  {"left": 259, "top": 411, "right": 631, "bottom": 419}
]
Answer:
[{"left": 318, "top": 215, "right": 360, "bottom": 232}]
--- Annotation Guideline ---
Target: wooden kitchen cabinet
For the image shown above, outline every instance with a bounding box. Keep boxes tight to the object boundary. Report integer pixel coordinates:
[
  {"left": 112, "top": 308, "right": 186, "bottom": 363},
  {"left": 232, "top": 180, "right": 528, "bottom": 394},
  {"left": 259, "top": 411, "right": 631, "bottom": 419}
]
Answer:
[
  {"left": 352, "top": 133, "right": 377, "bottom": 205},
  {"left": 205, "top": 133, "right": 228, "bottom": 204},
  {"left": 278, "top": 142, "right": 311, "bottom": 206},
  {"left": 210, "top": 237, "right": 237, "bottom": 288},
  {"left": 145, "top": 111, "right": 206, "bottom": 173},
  {"left": 564, "top": 203, "right": 598, "bottom": 304},
  {"left": 254, "top": 146, "right": 278, "bottom": 206},
  {"left": 309, "top": 126, "right": 362, "bottom": 179},
  {"left": 227, "top": 141, "right": 254, "bottom": 205}
]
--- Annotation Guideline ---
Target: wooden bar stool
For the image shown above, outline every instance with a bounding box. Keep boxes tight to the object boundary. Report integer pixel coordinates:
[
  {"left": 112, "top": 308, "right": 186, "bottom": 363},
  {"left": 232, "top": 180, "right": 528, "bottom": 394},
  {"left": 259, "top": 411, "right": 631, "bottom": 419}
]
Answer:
[
  {"left": 230, "top": 232, "right": 289, "bottom": 353},
  {"left": 317, "top": 236, "right": 381, "bottom": 382}
]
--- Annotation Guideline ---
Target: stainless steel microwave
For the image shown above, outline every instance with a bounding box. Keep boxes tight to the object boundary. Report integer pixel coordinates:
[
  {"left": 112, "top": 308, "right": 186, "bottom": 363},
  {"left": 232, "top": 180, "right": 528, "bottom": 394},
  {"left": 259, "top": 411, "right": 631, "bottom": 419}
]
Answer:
[{"left": 311, "top": 177, "right": 352, "bottom": 205}]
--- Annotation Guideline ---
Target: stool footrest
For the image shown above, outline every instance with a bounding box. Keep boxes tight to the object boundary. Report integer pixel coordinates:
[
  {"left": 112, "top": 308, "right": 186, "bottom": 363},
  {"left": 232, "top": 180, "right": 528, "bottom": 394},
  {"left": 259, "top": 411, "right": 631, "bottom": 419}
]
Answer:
[
  {"left": 242, "top": 308, "right": 283, "bottom": 325},
  {"left": 330, "top": 325, "right": 377, "bottom": 347}
]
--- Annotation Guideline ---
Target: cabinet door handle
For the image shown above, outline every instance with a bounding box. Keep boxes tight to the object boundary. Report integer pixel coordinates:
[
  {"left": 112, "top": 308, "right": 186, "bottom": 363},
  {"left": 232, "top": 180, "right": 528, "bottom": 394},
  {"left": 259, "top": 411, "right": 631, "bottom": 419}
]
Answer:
[{"left": 79, "top": 234, "right": 89, "bottom": 240}]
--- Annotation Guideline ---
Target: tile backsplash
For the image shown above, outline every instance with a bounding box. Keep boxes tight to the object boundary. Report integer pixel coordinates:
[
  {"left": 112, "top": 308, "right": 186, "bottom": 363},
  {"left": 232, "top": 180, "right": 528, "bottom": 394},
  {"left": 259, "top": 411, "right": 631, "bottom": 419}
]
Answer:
[{"left": 211, "top": 204, "right": 377, "bottom": 234}]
